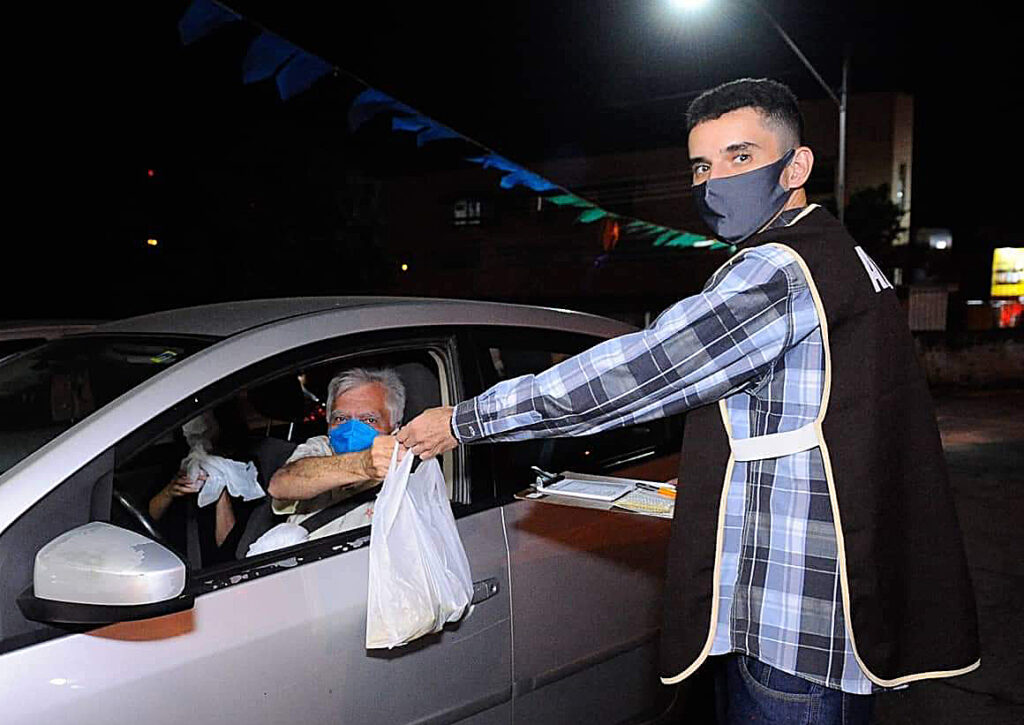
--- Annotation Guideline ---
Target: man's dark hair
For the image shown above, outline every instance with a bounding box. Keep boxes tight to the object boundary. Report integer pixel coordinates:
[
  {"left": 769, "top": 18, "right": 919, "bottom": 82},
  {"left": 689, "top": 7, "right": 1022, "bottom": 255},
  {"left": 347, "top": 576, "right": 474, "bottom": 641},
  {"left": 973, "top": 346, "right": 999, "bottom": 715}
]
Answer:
[{"left": 686, "top": 78, "right": 803, "bottom": 149}]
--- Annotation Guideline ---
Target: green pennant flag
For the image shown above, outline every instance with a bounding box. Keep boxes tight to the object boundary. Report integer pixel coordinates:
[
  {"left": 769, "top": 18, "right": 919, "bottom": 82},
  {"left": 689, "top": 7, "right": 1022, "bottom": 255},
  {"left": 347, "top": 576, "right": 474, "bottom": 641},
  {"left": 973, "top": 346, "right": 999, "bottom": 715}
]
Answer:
[{"left": 577, "top": 208, "right": 610, "bottom": 223}]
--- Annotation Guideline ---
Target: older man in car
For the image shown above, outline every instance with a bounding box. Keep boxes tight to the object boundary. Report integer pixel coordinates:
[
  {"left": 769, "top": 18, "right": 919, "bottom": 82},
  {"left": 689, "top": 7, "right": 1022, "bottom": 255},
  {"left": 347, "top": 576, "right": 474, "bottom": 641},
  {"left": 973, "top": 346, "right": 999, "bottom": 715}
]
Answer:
[{"left": 267, "top": 367, "right": 405, "bottom": 538}]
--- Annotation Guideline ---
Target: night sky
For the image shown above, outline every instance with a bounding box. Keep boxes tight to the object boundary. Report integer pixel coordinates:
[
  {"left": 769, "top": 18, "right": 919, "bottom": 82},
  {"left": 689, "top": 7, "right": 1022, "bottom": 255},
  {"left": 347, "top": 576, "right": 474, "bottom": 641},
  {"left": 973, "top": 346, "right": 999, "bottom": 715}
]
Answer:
[{"left": 9, "top": 1, "right": 1014, "bottom": 320}]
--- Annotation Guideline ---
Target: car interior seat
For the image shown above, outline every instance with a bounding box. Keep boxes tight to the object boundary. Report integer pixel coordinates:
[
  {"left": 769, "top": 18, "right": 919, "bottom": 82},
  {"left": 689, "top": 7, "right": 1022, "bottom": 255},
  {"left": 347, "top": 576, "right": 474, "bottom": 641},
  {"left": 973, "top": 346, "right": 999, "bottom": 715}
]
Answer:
[
  {"left": 392, "top": 361, "right": 441, "bottom": 424},
  {"left": 234, "top": 376, "right": 306, "bottom": 558}
]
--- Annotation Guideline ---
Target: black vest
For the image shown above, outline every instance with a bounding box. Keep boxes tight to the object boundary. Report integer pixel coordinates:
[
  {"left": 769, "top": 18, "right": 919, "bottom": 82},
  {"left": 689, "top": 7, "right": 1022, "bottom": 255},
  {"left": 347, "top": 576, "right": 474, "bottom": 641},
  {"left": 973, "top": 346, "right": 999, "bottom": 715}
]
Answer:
[{"left": 660, "top": 206, "right": 979, "bottom": 686}]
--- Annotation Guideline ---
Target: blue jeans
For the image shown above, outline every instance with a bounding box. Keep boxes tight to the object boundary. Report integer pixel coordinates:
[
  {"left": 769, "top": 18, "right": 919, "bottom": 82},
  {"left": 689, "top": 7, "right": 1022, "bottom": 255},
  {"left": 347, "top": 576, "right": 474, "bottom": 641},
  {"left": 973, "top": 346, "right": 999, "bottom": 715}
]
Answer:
[{"left": 715, "top": 654, "right": 874, "bottom": 725}]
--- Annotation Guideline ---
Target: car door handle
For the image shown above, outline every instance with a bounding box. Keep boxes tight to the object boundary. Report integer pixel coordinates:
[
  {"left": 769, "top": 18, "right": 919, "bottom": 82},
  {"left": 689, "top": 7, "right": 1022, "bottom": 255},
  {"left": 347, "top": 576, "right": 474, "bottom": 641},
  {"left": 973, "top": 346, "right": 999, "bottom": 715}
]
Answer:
[{"left": 471, "top": 577, "right": 500, "bottom": 605}]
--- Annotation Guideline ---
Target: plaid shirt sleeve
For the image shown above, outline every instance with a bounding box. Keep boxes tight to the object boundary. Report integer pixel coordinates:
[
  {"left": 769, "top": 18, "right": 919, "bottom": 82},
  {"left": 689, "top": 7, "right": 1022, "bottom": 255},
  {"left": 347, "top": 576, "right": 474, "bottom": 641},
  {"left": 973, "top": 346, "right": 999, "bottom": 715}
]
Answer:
[{"left": 453, "top": 248, "right": 804, "bottom": 443}]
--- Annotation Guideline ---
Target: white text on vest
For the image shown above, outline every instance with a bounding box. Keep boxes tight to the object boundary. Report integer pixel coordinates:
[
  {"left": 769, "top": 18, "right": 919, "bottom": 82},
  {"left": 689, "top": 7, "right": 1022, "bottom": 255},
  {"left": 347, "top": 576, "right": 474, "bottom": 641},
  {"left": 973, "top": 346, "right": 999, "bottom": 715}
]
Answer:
[{"left": 854, "top": 246, "right": 894, "bottom": 293}]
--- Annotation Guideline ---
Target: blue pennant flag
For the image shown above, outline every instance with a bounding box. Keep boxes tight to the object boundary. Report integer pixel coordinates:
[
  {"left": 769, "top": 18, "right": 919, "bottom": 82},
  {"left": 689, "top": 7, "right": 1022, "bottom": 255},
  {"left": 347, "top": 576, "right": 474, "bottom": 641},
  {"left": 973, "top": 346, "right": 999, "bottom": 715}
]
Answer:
[
  {"left": 349, "top": 89, "right": 417, "bottom": 131},
  {"left": 276, "top": 52, "right": 333, "bottom": 100},
  {"left": 467, "top": 154, "right": 557, "bottom": 192},
  {"left": 178, "top": 0, "right": 240, "bottom": 45},
  {"left": 391, "top": 116, "right": 429, "bottom": 133},
  {"left": 466, "top": 153, "right": 521, "bottom": 173},
  {"left": 414, "top": 124, "right": 461, "bottom": 147},
  {"left": 391, "top": 115, "right": 462, "bottom": 146},
  {"left": 499, "top": 169, "right": 558, "bottom": 192},
  {"left": 243, "top": 32, "right": 298, "bottom": 84}
]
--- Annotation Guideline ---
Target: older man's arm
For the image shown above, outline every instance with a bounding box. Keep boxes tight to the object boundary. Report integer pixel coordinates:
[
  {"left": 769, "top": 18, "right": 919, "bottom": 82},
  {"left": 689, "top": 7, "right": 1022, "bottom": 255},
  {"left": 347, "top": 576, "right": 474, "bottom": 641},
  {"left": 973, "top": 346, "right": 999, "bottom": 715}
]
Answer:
[{"left": 268, "top": 435, "right": 399, "bottom": 501}]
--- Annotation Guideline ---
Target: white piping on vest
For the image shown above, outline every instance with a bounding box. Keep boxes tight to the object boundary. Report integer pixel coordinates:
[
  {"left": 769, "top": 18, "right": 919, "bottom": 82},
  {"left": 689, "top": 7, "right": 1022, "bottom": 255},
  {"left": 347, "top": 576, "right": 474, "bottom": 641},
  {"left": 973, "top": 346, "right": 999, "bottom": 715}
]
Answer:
[
  {"left": 785, "top": 203, "right": 819, "bottom": 226},
  {"left": 661, "top": 225, "right": 981, "bottom": 686},
  {"left": 728, "top": 422, "right": 819, "bottom": 461},
  {"left": 659, "top": 402, "right": 735, "bottom": 686},
  {"left": 763, "top": 242, "right": 980, "bottom": 687}
]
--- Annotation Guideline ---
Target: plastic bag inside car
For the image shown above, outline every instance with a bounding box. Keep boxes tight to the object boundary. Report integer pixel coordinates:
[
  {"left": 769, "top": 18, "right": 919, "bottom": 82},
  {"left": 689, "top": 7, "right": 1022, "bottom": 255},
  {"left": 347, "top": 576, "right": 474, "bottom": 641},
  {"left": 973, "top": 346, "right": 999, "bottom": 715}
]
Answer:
[
  {"left": 245, "top": 522, "right": 309, "bottom": 557},
  {"left": 180, "top": 411, "right": 265, "bottom": 508},
  {"left": 366, "top": 448, "right": 473, "bottom": 649}
]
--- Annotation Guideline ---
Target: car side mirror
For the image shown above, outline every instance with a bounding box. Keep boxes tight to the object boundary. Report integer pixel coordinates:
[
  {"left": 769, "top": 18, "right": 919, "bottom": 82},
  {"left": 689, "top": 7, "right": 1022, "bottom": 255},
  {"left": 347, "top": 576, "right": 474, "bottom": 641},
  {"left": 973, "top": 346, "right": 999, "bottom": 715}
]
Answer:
[{"left": 17, "top": 521, "right": 194, "bottom": 627}]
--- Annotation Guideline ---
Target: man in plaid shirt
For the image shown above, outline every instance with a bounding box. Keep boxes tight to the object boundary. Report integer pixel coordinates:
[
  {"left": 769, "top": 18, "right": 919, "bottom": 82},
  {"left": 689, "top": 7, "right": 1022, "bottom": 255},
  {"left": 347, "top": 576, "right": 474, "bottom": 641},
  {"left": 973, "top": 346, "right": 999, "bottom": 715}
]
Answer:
[{"left": 399, "top": 79, "right": 976, "bottom": 724}]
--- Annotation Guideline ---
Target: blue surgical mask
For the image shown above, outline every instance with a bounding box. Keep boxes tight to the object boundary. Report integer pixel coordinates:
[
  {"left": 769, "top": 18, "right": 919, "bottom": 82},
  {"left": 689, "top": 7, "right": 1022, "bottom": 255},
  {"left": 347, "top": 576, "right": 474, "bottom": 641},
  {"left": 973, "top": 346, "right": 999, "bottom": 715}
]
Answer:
[
  {"left": 693, "top": 149, "right": 796, "bottom": 243},
  {"left": 329, "top": 419, "right": 379, "bottom": 454}
]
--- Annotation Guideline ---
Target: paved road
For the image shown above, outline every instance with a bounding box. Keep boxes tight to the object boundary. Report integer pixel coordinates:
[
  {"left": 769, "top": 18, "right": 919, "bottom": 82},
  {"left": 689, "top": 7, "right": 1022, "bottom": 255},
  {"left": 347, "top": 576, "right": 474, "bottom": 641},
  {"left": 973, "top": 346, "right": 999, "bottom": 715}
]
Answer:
[{"left": 873, "top": 388, "right": 1024, "bottom": 725}]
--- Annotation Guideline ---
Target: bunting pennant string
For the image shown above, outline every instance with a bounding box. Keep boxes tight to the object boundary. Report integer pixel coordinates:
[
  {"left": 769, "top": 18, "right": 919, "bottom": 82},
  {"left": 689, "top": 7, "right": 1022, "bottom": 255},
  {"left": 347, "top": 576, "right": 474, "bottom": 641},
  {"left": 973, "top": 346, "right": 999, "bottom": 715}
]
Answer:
[
  {"left": 465, "top": 153, "right": 558, "bottom": 192},
  {"left": 545, "top": 194, "right": 592, "bottom": 208},
  {"left": 181, "top": 0, "right": 724, "bottom": 251},
  {"left": 415, "top": 124, "right": 463, "bottom": 146},
  {"left": 349, "top": 89, "right": 418, "bottom": 131},
  {"left": 178, "top": 0, "right": 240, "bottom": 45},
  {"left": 276, "top": 53, "right": 333, "bottom": 100},
  {"left": 577, "top": 208, "right": 610, "bottom": 223},
  {"left": 391, "top": 115, "right": 463, "bottom": 146},
  {"left": 242, "top": 32, "right": 299, "bottom": 84}
]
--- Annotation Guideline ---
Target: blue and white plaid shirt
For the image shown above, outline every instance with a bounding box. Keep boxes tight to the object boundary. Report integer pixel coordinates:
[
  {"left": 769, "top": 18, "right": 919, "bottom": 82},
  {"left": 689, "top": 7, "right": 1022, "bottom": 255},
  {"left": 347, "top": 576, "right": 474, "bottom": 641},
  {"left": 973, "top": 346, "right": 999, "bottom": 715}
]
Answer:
[{"left": 453, "top": 208, "right": 876, "bottom": 694}]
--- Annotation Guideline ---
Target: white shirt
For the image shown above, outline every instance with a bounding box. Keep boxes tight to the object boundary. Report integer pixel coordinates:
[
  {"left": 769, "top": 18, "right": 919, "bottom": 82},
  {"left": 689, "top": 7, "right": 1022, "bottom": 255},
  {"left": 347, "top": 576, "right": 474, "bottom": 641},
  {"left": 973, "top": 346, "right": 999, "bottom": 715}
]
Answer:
[{"left": 270, "top": 435, "right": 377, "bottom": 540}]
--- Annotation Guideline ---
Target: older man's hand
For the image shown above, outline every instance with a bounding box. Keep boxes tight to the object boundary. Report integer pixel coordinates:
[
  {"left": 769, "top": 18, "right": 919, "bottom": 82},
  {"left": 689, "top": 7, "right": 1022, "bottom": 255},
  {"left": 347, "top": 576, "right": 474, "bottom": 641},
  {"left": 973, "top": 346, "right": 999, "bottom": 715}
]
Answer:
[
  {"left": 396, "top": 406, "right": 458, "bottom": 459},
  {"left": 360, "top": 435, "right": 406, "bottom": 480}
]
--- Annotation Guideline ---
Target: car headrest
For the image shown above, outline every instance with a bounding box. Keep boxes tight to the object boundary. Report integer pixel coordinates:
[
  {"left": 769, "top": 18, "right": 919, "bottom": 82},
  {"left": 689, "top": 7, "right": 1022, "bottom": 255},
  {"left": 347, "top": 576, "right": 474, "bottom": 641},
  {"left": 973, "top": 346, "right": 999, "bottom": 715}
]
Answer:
[
  {"left": 247, "top": 437, "right": 298, "bottom": 490},
  {"left": 392, "top": 361, "right": 441, "bottom": 425},
  {"left": 247, "top": 375, "right": 305, "bottom": 422}
]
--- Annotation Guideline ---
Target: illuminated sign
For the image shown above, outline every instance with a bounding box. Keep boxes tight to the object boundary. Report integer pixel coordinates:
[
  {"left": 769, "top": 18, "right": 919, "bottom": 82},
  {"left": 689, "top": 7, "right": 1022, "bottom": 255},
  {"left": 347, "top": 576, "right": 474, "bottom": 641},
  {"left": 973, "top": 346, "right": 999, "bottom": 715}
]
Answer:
[{"left": 991, "top": 247, "right": 1024, "bottom": 298}]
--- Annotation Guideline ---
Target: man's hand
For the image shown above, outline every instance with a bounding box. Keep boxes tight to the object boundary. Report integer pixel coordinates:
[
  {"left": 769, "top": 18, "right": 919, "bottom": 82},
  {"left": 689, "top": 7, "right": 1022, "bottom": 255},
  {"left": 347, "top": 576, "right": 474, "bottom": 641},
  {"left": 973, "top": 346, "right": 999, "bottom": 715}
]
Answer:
[
  {"left": 396, "top": 406, "right": 458, "bottom": 459},
  {"left": 359, "top": 435, "right": 406, "bottom": 480}
]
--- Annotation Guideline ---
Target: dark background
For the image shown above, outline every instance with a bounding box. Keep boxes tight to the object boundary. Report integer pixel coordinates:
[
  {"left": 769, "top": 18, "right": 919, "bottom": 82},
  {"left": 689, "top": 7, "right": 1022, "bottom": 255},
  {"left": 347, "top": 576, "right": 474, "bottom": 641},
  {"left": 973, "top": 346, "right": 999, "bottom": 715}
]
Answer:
[{"left": 8, "top": 1, "right": 1014, "bottom": 320}]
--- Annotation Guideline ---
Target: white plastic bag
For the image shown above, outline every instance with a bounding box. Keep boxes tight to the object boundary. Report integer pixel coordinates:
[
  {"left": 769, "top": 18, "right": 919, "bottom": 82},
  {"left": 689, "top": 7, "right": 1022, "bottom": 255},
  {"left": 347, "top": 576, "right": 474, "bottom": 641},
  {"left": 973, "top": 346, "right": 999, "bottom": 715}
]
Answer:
[
  {"left": 365, "top": 448, "right": 473, "bottom": 649},
  {"left": 245, "top": 522, "right": 308, "bottom": 557}
]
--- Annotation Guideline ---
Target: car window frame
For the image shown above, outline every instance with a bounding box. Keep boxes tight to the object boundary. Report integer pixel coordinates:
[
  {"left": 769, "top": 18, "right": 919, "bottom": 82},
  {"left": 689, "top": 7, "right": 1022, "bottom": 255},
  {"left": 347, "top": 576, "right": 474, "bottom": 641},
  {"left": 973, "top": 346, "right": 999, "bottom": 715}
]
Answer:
[
  {"left": 456, "top": 325, "right": 683, "bottom": 504},
  {"left": 0, "top": 332, "right": 218, "bottom": 478},
  {"left": 113, "top": 328, "right": 467, "bottom": 595}
]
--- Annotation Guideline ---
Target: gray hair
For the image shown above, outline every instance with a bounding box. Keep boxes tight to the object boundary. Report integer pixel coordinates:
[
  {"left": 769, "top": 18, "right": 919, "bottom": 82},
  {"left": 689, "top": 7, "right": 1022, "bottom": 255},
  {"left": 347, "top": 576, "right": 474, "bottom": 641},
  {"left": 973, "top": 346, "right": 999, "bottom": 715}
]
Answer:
[{"left": 326, "top": 367, "right": 406, "bottom": 430}]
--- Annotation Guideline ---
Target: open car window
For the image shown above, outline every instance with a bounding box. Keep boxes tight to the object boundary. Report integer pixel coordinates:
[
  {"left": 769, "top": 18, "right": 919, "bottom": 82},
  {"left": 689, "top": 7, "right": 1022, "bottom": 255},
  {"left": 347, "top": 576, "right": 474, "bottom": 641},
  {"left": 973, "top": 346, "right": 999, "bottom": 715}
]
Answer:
[
  {"left": 0, "top": 335, "right": 212, "bottom": 476},
  {"left": 469, "top": 327, "right": 683, "bottom": 499},
  {"left": 110, "top": 344, "right": 451, "bottom": 574}
]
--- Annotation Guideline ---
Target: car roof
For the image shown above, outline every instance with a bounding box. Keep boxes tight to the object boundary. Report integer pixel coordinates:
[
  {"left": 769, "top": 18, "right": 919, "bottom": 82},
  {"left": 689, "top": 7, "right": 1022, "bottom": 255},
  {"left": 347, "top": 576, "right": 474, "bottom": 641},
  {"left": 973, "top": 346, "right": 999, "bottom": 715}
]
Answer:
[
  {"left": 0, "top": 320, "right": 102, "bottom": 341},
  {"left": 95, "top": 296, "right": 631, "bottom": 339}
]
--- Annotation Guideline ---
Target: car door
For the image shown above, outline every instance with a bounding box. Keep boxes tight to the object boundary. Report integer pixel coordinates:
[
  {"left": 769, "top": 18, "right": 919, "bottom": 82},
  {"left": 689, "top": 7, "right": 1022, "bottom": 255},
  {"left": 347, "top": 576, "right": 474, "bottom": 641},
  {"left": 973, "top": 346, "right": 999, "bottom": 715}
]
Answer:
[
  {"left": 457, "top": 326, "right": 681, "bottom": 725},
  {"left": 0, "top": 327, "right": 512, "bottom": 725}
]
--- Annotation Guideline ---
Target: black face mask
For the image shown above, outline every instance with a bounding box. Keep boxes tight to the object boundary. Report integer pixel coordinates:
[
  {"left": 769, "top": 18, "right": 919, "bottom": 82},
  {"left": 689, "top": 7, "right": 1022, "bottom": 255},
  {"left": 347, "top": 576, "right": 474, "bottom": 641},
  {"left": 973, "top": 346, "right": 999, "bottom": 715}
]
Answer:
[{"left": 692, "top": 149, "right": 796, "bottom": 243}]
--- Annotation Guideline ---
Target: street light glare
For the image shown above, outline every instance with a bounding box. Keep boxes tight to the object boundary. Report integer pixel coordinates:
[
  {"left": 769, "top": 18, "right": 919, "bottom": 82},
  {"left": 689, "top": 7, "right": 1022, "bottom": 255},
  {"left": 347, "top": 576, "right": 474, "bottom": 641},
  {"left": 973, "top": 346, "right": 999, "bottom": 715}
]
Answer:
[{"left": 669, "top": 0, "right": 710, "bottom": 11}]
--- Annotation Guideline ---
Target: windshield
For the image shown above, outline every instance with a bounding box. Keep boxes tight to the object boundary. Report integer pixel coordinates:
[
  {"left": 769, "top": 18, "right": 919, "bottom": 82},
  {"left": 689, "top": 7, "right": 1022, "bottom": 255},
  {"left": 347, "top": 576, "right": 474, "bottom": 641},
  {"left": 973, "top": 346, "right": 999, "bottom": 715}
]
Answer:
[{"left": 0, "top": 335, "right": 213, "bottom": 475}]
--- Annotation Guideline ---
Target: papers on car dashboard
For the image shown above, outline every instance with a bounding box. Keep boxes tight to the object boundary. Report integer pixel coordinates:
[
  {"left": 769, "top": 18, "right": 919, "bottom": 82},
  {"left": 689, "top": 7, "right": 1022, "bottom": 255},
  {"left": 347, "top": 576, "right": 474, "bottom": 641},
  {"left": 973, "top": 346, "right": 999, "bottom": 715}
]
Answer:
[
  {"left": 613, "top": 489, "right": 674, "bottom": 518},
  {"left": 536, "top": 477, "right": 635, "bottom": 501},
  {"left": 517, "top": 471, "right": 675, "bottom": 519}
]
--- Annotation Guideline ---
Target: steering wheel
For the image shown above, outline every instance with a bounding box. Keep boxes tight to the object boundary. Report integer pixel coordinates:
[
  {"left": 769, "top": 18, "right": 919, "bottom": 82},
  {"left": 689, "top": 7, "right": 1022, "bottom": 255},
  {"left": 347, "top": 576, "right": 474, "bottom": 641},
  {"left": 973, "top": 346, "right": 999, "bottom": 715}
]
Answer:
[{"left": 112, "top": 489, "right": 173, "bottom": 549}]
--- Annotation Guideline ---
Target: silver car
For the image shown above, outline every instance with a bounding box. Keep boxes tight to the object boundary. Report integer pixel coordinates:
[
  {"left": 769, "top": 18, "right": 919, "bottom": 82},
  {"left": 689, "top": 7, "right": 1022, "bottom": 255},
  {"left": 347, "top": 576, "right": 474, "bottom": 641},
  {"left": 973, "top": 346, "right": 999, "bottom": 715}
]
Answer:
[{"left": 0, "top": 298, "right": 680, "bottom": 724}]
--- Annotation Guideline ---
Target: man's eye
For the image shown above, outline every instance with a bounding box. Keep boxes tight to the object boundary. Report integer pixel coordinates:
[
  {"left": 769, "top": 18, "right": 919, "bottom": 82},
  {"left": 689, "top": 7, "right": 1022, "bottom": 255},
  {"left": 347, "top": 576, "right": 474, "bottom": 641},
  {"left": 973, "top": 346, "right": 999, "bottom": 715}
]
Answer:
[
  {"left": 361, "top": 416, "right": 379, "bottom": 425},
  {"left": 734, "top": 154, "right": 751, "bottom": 163}
]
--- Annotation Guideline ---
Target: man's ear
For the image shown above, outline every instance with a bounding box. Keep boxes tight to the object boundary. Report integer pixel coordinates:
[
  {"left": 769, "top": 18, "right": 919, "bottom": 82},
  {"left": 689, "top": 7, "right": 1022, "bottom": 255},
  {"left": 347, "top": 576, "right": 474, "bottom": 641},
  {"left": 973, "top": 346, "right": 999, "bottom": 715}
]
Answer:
[{"left": 783, "top": 146, "right": 814, "bottom": 189}]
